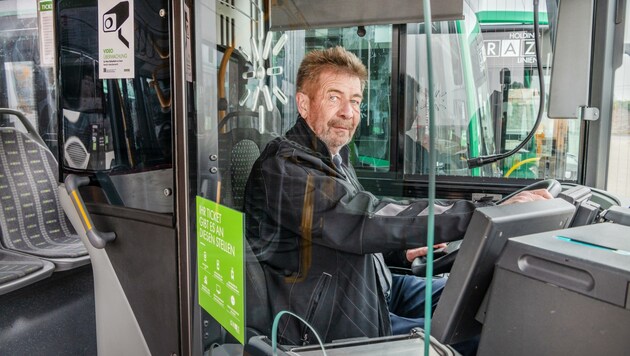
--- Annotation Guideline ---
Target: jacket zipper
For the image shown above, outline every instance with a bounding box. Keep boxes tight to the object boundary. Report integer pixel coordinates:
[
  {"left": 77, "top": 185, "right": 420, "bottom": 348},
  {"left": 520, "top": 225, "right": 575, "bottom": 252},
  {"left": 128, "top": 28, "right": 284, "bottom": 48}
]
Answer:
[{"left": 300, "top": 272, "right": 332, "bottom": 345}]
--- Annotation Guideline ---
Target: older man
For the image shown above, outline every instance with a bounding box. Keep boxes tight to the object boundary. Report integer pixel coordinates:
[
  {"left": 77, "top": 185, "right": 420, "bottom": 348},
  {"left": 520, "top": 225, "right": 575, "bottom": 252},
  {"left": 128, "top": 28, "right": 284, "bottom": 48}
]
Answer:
[{"left": 243, "top": 46, "right": 551, "bottom": 346}]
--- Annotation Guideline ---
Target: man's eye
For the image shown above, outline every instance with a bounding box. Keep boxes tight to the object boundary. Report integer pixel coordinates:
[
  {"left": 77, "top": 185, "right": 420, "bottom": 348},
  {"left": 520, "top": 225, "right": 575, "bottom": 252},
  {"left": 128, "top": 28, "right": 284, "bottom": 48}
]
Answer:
[
  {"left": 351, "top": 100, "right": 361, "bottom": 106},
  {"left": 329, "top": 95, "right": 339, "bottom": 102}
]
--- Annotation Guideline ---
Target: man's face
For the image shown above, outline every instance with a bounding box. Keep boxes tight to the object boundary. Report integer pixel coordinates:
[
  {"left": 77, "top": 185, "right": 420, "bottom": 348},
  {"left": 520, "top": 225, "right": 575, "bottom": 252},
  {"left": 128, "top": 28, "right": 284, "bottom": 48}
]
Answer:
[{"left": 296, "top": 70, "right": 363, "bottom": 155}]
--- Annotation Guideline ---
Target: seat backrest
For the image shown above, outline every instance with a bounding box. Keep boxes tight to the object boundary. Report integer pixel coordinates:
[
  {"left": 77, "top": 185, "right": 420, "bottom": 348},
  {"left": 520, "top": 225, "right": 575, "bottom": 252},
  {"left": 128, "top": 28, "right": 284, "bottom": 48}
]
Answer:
[
  {"left": 229, "top": 130, "right": 269, "bottom": 209},
  {"left": 217, "top": 111, "right": 273, "bottom": 210},
  {"left": 0, "top": 110, "right": 87, "bottom": 269},
  {"left": 216, "top": 111, "right": 275, "bottom": 341}
]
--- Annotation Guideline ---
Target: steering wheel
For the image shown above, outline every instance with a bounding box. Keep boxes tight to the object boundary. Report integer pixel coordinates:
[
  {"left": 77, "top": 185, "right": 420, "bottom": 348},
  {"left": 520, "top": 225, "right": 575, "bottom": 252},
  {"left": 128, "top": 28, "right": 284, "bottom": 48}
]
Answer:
[{"left": 411, "top": 179, "right": 562, "bottom": 276}]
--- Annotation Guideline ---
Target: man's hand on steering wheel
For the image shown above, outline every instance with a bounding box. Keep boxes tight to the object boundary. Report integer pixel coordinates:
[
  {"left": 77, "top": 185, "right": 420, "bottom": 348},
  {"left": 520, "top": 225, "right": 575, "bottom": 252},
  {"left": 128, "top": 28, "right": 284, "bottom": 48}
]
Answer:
[
  {"left": 411, "top": 179, "right": 562, "bottom": 276},
  {"left": 500, "top": 188, "right": 554, "bottom": 205}
]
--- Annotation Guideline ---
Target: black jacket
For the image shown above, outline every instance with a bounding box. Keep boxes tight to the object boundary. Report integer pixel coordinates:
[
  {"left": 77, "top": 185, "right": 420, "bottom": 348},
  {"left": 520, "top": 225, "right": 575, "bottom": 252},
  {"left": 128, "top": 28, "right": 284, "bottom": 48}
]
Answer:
[{"left": 243, "top": 117, "right": 482, "bottom": 345}]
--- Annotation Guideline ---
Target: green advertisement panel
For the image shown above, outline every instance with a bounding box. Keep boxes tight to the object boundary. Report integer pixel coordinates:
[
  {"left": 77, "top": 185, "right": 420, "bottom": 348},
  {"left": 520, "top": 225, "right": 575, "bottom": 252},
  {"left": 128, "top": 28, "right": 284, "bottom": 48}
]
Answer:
[{"left": 196, "top": 196, "right": 245, "bottom": 344}]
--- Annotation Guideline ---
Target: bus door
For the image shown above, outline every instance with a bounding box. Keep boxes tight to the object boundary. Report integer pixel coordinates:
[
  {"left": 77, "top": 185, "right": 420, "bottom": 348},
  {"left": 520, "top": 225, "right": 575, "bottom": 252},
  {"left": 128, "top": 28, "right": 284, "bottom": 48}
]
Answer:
[{"left": 56, "top": 0, "right": 180, "bottom": 355}]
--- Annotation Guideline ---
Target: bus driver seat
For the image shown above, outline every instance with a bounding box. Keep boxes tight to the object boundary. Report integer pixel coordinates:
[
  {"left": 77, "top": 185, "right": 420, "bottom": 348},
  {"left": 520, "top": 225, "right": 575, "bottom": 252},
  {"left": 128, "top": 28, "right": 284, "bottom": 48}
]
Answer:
[{"left": 212, "top": 110, "right": 274, "bottom": 344}]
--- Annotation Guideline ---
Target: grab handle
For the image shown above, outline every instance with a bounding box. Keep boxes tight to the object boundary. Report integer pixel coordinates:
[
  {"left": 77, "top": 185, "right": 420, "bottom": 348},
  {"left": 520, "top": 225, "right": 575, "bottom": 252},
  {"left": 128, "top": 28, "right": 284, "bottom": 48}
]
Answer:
[{"left": 64, "top": 174, "right": 116, "bottom": 248}]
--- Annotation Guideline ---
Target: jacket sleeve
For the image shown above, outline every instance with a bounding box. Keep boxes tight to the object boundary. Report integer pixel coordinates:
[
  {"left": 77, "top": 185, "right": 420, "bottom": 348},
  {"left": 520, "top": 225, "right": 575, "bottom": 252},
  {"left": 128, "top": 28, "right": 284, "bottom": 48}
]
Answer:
[
  {"left": 383, "top": 250, "right": 410, "bottom": 268},
  {"left": 256, "top": 153, "right": 483, "bottom": 256}
]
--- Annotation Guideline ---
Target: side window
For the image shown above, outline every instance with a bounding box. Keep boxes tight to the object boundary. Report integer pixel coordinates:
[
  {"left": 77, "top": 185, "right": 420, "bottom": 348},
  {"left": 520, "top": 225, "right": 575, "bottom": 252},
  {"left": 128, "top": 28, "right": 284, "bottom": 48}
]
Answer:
[
  {"left": 0, "top": 1, "right": 58, "bottom": 156},
  {"left": 607, "top": 1, "right": 630, "bottom": 199},
  {"left": 274, "top": 26, "right": 393, "bottom": 171}
]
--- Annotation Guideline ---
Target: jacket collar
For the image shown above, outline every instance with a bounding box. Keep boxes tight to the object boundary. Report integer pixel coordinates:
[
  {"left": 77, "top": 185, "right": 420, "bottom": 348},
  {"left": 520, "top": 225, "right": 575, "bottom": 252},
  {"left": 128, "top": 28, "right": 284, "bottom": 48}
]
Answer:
[{"left": 285, "top": 115, "right": 350, "bottom": 164}]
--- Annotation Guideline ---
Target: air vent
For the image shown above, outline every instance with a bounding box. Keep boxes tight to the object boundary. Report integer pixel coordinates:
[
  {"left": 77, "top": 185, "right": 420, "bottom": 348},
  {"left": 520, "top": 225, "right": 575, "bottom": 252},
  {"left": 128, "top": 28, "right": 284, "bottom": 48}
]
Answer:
[{"left": 64, "top": 136, "right": 90, "bottom": 169}]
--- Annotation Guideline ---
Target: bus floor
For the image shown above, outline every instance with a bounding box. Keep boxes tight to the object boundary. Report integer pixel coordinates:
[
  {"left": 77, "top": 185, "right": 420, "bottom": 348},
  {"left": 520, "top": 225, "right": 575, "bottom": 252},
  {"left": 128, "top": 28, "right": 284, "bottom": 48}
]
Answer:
[{"left": 0, "top": 265, "right": 96, "bottom": 355}]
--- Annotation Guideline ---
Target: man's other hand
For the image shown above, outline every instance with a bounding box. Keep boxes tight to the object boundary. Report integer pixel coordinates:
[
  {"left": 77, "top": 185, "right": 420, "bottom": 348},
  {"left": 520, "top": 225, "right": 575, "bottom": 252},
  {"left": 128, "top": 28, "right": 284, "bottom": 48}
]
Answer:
[
  {"left": 500, "top": 188, "right": 554, "bottom": 205},
  {"left": 406, "top": 243, "right": 449, "bottom": 262}
]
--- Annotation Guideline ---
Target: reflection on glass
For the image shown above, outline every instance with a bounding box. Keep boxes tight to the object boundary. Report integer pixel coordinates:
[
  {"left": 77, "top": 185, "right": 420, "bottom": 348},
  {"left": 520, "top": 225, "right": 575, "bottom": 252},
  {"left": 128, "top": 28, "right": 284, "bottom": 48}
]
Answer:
[
  {"left": 403, "top": 2, "right": 581, "bottom": 181},
  {"left": 57, "top": 0, "right": 173, "bottom": 213},
  {"left": 404, "top": 22, "right": 486, "bottom": 176}
]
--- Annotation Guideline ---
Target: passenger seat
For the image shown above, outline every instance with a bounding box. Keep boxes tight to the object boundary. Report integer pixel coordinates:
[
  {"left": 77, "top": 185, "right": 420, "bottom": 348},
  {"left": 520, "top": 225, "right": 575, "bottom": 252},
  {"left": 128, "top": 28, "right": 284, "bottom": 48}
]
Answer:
[
  {"left": 0, "top": 108, "right": 88, "bottom": 272},
  {"left": 0, "top": 249, "right": 54, "bottom": 295}
]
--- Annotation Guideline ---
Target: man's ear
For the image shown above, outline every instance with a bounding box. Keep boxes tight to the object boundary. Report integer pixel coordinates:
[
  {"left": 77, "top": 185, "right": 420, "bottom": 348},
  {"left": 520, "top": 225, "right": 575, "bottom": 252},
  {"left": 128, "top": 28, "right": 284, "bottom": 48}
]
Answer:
[{"left": 296, "top": 92, "right": 309, "bottom": 118}]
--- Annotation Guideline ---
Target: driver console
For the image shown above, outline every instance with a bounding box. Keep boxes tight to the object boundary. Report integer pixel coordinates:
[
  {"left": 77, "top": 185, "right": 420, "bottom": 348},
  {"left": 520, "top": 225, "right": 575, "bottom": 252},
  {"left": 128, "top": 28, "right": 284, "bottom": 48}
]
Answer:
[
  {"left": 479, "top": 222, "right": 630, "bottom": 355},
  {"left": 431, "top": 198, "right": 576, "bottom": 344}
]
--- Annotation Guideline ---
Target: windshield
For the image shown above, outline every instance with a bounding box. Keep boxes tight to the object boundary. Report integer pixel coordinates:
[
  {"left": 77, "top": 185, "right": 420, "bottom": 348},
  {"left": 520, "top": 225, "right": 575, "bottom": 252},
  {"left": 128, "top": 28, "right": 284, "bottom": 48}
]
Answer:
[{"left": 267, "top": 1, "right": 577, "bottom": 182}]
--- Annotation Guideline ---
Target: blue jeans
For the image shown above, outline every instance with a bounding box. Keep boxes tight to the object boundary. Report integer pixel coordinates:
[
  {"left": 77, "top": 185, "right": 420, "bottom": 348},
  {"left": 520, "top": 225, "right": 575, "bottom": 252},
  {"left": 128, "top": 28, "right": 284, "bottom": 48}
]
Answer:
[
  {"left": 387, "top": 273, "right": 447, "bottom": 335},
  {"left": 388, "top": 274, "right": 478, "bottom": 355}
]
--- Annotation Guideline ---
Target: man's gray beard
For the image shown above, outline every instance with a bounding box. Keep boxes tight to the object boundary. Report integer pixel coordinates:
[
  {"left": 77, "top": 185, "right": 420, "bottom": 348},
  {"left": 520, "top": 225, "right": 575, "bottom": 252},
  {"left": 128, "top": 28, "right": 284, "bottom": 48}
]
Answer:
[{"left": 320, "top": 134, "right": 351, "bottom": 155}]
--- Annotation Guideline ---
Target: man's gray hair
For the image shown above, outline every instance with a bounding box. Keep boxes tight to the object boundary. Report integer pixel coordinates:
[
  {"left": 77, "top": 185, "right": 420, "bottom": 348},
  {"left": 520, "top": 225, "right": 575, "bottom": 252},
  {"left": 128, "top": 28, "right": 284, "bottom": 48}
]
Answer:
[{"left": 296, "top": 46, "right": 368, "bottom": 95}]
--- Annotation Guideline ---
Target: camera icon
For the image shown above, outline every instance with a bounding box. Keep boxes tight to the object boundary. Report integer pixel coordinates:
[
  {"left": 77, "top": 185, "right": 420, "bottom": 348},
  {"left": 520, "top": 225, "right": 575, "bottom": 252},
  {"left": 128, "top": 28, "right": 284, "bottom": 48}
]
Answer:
[
  {"left": 103, "top": 1, "right": 129, "bottom": 33},
  {"left": 103, "top": 1, "right": 130, "bottom": 48}
]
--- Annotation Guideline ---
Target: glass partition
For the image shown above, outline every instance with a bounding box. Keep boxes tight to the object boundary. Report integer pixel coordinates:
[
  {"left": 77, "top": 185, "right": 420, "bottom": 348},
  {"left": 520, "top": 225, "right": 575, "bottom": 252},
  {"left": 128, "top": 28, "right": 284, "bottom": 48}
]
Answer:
[
  {"left": 191, "top": 1, "right": 443, "bottom": 353},
  {"left": 190, "top": 0, "right": 588, "bottom": 355}
]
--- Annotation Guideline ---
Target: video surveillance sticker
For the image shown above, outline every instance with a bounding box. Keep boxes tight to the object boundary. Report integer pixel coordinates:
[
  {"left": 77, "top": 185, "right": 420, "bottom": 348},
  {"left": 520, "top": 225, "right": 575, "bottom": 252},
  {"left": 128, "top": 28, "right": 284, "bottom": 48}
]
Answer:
[{"left": 98, "top": 0, "right": 134, "bottom": 79}]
